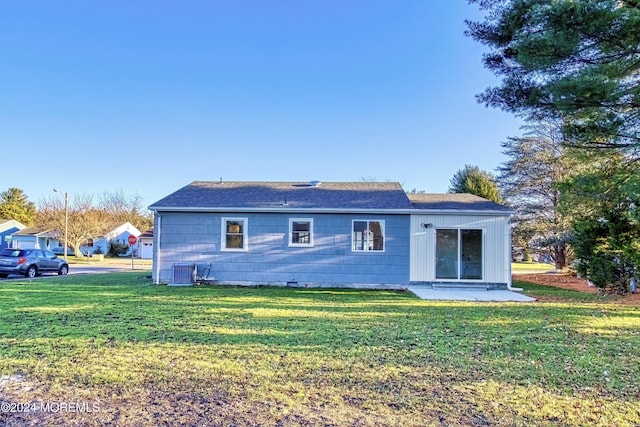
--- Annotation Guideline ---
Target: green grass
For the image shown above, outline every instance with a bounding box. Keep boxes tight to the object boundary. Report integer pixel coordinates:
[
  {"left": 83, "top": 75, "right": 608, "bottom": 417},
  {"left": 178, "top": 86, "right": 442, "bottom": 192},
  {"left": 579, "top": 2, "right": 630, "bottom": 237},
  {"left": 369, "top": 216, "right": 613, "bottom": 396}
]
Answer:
[{"left": 1, "top": 273, "right": 639, "bottom": 426}]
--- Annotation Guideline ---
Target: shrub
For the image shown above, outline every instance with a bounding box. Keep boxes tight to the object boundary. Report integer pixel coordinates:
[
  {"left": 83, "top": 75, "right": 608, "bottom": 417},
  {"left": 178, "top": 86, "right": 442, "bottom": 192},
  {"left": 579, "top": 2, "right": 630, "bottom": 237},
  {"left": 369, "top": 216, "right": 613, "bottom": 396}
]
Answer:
[
  {"left": 571, "top": 211, "right": 639, "bottom": 294},
  {"left": 108, "top": 240, "right": 130, "bottom": 257}
]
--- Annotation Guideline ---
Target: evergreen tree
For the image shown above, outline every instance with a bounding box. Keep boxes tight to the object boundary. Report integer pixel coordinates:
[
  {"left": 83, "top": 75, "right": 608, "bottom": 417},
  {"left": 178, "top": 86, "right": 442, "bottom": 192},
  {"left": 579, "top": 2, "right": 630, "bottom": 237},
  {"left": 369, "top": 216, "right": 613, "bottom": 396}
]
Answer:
[
  {"left": 561, "top": 152, "right": 640, "bottom": 292},
  {"left": 0, "top": 188, "right": 36, "bottom": 226},
  {"left": 466, "top": 0, "right": 640, "bottom": 152},
  {"left": 449, "top": 165, "right": 503, "bottom": 204},
  {"left": 498, "top": 120, "right": 574, "bottom": 268},
  {"left": 468, "top": 0, "right": 640, "bottom": 291}
]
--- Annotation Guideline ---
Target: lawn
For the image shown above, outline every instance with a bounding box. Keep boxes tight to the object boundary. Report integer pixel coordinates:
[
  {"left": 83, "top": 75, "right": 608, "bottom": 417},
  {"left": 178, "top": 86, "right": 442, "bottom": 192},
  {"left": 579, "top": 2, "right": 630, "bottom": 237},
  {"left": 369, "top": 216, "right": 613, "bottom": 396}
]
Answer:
[
  {"left": 511, "top": 262, "right": 556, "bottom": 273},
  {"left": 1, "top": 273, "right": 639, "bottom": 426}
]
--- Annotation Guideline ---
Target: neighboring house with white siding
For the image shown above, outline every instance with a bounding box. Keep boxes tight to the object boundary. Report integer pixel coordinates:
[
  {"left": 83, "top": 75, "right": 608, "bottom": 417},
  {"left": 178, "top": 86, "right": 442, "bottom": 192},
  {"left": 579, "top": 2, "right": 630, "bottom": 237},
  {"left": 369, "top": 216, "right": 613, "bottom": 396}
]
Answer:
[{"left": 149, "top": 181, "right": 514, "bottom": 289}]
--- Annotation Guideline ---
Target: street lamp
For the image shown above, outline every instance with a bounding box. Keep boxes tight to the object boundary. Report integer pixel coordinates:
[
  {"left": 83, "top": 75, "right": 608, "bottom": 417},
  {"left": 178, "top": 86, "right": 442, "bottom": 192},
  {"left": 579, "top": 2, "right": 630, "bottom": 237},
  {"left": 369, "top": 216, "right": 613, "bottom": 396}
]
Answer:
[{"left": 53, "top": 189, "right": 69, "bottom": 261}]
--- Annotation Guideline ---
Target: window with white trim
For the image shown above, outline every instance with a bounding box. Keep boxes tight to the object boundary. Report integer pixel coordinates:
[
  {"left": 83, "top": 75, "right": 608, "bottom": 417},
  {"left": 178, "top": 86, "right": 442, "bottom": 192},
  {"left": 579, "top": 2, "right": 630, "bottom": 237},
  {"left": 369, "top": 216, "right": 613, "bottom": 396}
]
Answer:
[
  {"left": 289, "top": 218, "right": 313, "bottom": 246},
  {"left": 221, "top": 218, "right": 248, "bottom": 251},
  {"left": 435, "top": 229, "right": 482, "bottom": 280},
  {"left": 352, "top": 220, "right": 384, "bottom": 251}
]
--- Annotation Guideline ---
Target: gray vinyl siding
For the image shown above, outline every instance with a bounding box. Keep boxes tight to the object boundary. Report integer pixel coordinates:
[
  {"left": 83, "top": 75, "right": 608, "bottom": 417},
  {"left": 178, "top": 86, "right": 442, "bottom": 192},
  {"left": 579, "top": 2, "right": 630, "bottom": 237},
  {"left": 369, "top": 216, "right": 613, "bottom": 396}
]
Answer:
[{"left": 154, "top": 212, "right": 410, "bottom": 287}]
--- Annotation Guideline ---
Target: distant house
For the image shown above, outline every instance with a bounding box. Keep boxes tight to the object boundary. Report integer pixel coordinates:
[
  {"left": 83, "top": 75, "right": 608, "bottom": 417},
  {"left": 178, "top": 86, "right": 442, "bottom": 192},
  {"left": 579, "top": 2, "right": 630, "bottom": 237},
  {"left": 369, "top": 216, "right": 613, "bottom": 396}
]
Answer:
[
  {"left": 10, "top": 227, "right": 59, "bottom": 250},
  {"left": 80, "top": 222, "right": 142, "bottom": 256},
  {"left": 0, "top": 219, "right": 26, "bottom": 251},
  {"left": 149, "top": 181, "right": 514, "bottom": 289}
]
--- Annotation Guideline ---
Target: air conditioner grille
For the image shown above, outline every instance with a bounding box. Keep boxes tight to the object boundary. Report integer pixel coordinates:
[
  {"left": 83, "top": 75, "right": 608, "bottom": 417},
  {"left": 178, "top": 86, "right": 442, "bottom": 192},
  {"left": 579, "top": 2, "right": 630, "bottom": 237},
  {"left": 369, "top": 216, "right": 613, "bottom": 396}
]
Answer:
[{"left": 172, "top": 263, "right": 196, "bottom": 285}]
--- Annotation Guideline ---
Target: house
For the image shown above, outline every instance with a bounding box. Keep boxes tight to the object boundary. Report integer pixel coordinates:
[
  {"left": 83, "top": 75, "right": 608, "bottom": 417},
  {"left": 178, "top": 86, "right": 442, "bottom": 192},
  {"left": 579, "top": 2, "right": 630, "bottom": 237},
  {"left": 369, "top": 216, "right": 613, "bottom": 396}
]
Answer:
[
  {"left": 0, "top": 219, "right": 26, "bottom": 251},
  {"left": 149, "top": 181, "right": 514, "bottom": 289},
  {"left": 80, "top": 222, "right": 142, "bottom": 256},
  {"left": 138, "top": 228, "right": 154, "bottom": 259},
  {"left": 10, "top": 227, "right": 59, "bottom": 250}
]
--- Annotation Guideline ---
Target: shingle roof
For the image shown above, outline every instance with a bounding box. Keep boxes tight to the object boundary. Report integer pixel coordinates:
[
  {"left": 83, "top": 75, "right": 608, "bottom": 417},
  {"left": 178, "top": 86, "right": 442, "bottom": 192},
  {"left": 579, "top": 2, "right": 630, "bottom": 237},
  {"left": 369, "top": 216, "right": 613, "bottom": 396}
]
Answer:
[
  {"left": 408, "top": 193, "right": 511, "bottom": 212},
  {"left": 12, "top": 226, "right": 56, "bottom": 237},
  {"left": 139, "top": 228, "right": 153, "bottom": 238},
  {"left": 149, "top": 181, "right": 415, "bottom": 211},
  {"left": 150, "top": 181, "right": 513, "bottom": 213}
]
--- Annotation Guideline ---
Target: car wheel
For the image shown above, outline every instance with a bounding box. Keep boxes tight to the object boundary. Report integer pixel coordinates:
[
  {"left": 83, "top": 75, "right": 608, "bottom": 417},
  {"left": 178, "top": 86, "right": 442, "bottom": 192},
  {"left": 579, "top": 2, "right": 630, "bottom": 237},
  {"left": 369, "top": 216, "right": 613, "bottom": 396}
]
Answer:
[
  {"left": 59, "top": 265, "right": 69, "bottom": 276},
  {"left": 26, "top": 266, "right": 38, "bottom": 278}
]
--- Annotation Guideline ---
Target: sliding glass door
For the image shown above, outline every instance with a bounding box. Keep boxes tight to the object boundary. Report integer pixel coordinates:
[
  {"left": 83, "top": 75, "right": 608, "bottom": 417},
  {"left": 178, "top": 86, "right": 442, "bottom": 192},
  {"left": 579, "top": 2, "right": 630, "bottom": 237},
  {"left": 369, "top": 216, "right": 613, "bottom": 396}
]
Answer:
[{"left": 435, "top": 229, "right": 483, "bottom": 280}]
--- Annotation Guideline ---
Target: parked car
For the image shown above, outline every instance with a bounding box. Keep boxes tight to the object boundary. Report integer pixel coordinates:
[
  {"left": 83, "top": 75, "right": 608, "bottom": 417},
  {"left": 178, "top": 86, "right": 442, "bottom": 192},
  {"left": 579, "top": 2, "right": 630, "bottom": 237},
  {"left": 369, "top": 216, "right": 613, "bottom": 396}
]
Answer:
[
  {"left": 52, "top": 246, "right": 75, "bottom": 256},
  {"left": 0, "top": 248, "right": 69, "bottom": 278}
]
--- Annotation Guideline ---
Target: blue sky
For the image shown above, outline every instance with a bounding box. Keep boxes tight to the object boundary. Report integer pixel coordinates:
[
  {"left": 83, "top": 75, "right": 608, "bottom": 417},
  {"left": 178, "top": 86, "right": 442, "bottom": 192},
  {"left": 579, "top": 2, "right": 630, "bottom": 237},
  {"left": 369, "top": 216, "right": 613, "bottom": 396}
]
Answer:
[{"left": 1, "top": 1, "right": 522, "bottom": 208}]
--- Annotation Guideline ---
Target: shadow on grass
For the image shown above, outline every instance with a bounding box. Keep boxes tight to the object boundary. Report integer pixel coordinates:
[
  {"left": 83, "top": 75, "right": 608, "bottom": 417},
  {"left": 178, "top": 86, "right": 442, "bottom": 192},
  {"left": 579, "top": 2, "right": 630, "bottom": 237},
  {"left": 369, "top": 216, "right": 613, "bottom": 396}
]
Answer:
[{"left": 0, "top": 274, "right": 637, "bottom": 354}]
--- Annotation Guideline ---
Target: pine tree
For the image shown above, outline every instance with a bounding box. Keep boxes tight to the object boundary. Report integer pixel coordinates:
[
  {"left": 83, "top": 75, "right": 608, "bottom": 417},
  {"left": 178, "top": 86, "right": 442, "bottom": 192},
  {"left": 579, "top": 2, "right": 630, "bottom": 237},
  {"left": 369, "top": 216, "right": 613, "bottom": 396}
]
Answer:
[
  {"left": 466, "top": 0, "right": 640, "bottom": 152},
  {"left": 0, "top": 188, "right": 36, "bottom": 226},
  {"left": 498, "top": 120, "right": 575, "bottom": 269},
  {"left": 448, "top": 165, "right": 503, "bottom": 204}
]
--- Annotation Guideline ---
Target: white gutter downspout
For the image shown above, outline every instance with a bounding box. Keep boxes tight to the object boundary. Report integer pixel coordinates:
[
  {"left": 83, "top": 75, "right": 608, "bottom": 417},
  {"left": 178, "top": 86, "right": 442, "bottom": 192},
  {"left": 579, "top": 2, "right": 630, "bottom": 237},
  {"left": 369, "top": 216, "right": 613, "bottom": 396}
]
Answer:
[
  {"left": 506, "top": 216, "right": 523, "bottom": 291},
  {"left": 154, "top": 213, "right": 161, "bottom": 284}
]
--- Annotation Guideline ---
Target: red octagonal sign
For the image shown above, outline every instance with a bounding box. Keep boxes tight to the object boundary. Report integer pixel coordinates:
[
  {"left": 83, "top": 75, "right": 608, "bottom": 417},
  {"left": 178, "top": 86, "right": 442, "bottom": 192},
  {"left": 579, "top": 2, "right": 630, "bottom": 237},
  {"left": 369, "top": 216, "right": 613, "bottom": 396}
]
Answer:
[{"left": 128, "top": 235, "right": 138, "bottom": 245}]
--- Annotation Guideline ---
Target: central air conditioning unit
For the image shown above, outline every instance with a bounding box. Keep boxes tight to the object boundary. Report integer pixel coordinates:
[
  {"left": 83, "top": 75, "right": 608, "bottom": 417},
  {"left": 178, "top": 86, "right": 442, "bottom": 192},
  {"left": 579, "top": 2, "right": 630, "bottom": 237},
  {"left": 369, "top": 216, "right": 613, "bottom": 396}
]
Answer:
[{"left": 170, "top": 263, "right": 196, "bottom": 286}]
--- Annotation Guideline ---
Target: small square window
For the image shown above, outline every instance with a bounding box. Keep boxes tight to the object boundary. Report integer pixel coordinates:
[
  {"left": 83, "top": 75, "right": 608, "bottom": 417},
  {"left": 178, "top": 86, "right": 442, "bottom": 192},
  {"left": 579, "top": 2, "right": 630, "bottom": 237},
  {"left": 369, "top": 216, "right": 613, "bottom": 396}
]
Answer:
[
  {"left": 289, "top": 218, "right": 313, "bottom": 246},
  {"left": 222, "top": 218, "right": 248, "bottom": 251},
  {"left": 352, "top": 220, "right": 384, "bottom": 251}
]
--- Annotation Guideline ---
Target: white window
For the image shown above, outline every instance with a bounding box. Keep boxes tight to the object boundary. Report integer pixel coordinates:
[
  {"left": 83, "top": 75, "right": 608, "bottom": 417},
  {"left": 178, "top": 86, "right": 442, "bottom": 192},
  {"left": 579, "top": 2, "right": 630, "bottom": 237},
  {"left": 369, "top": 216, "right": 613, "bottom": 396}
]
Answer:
[
  {"left": 352, "top": 220, "right": 385, "bottom": 252},
  {"left": 221, "top": 218, "right": 248, "bottom": 251},
  {"left": 289, "top": 218, "right": 313, "bottom": 247},
  {"left": 435, "top": 229, "right": 483, "bottom": 280}
]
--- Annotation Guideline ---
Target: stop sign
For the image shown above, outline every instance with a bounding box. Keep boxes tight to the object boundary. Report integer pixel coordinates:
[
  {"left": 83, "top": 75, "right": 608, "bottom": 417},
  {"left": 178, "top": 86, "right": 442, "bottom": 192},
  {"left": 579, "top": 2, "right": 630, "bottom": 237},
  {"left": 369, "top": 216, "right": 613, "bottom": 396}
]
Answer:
[{"left": 128, "top": 235, "right": 138, "bottom": 245}]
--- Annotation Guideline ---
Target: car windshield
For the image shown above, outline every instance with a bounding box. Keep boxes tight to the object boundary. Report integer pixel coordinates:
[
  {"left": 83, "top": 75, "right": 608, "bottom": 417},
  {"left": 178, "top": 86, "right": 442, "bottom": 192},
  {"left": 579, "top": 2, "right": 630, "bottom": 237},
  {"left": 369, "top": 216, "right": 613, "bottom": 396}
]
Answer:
[{"left": 0, "top": 249, "right": 25, "bottom": 257}]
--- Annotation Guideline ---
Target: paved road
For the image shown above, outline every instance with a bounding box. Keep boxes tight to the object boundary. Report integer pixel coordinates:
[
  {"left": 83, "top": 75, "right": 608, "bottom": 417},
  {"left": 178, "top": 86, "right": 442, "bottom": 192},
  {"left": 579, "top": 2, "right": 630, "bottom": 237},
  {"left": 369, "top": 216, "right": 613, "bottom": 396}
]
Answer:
[
  {"left": 0, "top": 261, "right": 150, "bottom": 280},
  {"left": 67, "top": 262, "right": 147, "bottom": 275}
]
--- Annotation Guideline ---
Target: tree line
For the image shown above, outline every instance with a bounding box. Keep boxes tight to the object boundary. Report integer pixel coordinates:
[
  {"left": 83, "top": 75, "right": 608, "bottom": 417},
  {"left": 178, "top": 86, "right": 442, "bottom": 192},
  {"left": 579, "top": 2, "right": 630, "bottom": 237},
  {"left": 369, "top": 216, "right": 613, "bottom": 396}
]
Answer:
[{"left": 0, "top": 188, "right": 153, "bottom": 258}]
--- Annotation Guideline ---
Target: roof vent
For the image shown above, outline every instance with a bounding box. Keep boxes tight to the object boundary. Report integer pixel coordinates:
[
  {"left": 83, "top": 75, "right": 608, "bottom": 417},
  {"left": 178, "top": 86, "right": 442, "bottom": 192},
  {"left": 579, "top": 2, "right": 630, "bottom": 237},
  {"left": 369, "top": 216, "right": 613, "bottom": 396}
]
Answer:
[{"left": 292, "top": 181, "right": 322, "bottom": 188}]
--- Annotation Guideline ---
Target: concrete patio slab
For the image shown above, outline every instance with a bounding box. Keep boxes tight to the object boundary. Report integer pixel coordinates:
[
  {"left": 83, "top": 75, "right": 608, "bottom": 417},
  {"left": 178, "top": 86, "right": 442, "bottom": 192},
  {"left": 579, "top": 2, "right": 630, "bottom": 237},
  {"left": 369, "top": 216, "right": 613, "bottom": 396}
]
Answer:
[{"left": 408, "top": 287, "right": 536, "bottom": 302}]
